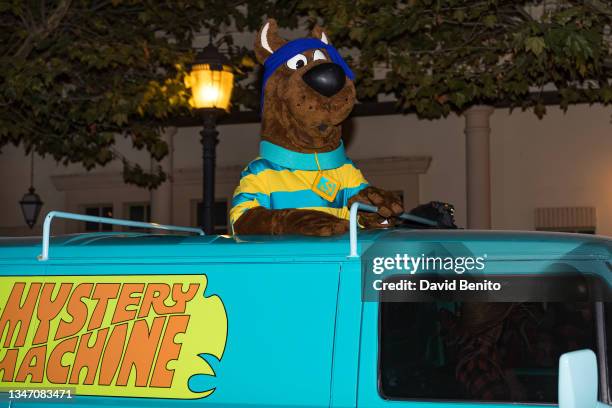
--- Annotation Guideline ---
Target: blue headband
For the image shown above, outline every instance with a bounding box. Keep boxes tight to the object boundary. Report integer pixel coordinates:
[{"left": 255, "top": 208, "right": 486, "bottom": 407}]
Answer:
[{"left": 261, "top": 38, "right": 354, "bottom": 109}]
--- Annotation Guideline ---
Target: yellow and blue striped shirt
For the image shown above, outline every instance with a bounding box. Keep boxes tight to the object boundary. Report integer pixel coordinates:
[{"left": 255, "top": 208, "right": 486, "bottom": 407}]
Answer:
[{"left": 230, "top": 141, "right": 368, "bottom": 229}]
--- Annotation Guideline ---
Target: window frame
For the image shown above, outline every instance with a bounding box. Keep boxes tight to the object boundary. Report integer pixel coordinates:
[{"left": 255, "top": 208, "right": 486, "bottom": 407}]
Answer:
[{"left": 596, "top": 302, "right": 611, "bottom": 404}]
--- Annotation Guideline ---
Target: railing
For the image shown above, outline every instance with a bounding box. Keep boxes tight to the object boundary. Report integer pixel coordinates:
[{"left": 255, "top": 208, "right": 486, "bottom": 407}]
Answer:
[
  {"left": 38, "top": 207, "right": 436, "bottom": 261},
  {"left": 348, "top": 202, "right": 438, "bottom": 258},
  {"left": 38, "top": 211, "right": 204, "bottom": 261}
]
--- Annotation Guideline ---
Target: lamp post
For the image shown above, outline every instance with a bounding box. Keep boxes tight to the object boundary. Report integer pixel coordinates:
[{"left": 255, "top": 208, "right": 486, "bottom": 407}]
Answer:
[
  {"left": 185, "top": 42, "right": 234, "bottom": 234},
  {"left": 20, "top": 152, "right": 43, "bottom": 229}
]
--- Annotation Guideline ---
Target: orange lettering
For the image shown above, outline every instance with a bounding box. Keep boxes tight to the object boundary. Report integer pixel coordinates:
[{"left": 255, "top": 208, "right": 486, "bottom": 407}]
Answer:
[
  {"left": 47, "top": 337, "right": 77, "bottom": 384},
  {"left": 0, "top": 349, "right": 18, "bottom": 381},
  {"left": 151, "top": 314, "right": 189, "bottom": 388},
  {"left": 0, "top": 282, "right": 40, "bottom": 347},
  {"left": 98, "top": 323, "right": 128, "bottom": 386},
  {"left": 33, "top": 283, "right": 72, "bottom": 345},
  {"left": 116, "top": 317, "right": 165, "bottom": 386},
  {"left": 88, "top": 283, "right": 120, "bottom": 330},
  {"left": 166, "top": 284, "right": 199, "bottom": 314},
  {"left": 69, "top": 328, "right": 108, "bottom": 385},
  {"left": 15, "top": 345, "right": 46, "bottom": 383},
  {"left": 138, "top": 284, "right": 172, "bottom": 318},
  {"left": 55, "top": 283, "right": 93, "bottom": 341},
  {"left": 112, "top": 284, "right": 144, "bottom": 324}
]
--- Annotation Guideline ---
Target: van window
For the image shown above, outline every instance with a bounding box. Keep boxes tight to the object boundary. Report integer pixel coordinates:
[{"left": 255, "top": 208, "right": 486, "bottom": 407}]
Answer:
[{"left": 379, "top": 301, "right": 598, "bottom": 403}]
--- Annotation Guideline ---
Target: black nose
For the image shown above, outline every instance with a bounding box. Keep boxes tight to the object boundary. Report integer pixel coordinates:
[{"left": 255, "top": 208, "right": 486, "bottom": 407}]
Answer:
[{"left": 302, "top": 63, "right": 346, "bottom": 97}]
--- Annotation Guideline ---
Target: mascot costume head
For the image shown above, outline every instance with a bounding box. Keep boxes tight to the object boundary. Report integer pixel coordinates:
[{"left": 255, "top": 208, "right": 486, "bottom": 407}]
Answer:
[{"left": 230, "top": 19, "right": 405, "bottom": 236}]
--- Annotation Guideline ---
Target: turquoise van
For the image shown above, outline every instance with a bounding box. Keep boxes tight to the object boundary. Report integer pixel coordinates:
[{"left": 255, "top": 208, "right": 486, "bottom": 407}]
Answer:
[{"left": 0, "top": 204, "right": 610, "bottom": 408}]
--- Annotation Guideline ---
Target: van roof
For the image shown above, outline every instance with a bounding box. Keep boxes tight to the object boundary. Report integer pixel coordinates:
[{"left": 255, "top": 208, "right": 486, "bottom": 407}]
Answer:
[{"left": 0, "top": 229, "right": 609, "bottom": 264}]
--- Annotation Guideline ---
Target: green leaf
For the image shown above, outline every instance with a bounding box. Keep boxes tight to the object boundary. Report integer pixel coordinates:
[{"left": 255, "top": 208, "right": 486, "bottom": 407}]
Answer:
[
  {"left": 483, "top": 15, "right": 496, "bottom": 28},
  {"left": 525, "top": 37, "right": 546, "bottom": 56},
  {"left": 534, "top": 103, "right": 546, "bottom": 118},
  {"left": 112, "top": 113, "right": 128, "bottom": 125}
]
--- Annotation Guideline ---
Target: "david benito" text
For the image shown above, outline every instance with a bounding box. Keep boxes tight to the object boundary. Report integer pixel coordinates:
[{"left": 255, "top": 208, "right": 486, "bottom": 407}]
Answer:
[{"left": 373, "top": 279, "right": 502, "bottom": 292}]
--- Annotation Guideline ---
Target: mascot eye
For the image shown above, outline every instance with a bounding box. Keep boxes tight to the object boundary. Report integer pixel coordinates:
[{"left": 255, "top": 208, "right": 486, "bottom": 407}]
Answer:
[
  {"left": 313, "top": 50, "right": 327, "bottom": 61},
  {"left": 286, "top": 54, "right": 308, "bottom": 70}
]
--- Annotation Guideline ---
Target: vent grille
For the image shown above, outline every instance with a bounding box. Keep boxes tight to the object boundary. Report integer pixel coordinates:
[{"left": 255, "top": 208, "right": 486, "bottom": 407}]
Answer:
[{"left": 535, "top": 207, "right": 596, "bottom": 231}]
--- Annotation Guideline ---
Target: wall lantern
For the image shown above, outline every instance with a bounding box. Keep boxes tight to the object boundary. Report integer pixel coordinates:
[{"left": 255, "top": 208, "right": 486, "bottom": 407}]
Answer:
[{"left": 20, "top": 152, "right": 43, "bottom": 229}]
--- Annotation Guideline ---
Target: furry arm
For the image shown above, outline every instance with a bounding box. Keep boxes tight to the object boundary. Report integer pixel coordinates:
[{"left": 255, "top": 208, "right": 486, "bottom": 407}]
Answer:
[{"left": 233, "top": 207, "right": 349, "bottom": 236}]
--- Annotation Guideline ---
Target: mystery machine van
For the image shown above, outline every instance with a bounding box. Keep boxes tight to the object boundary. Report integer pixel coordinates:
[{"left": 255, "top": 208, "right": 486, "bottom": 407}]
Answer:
[{"left": 0, "top": 204, "right": 611, "bottom": 408}]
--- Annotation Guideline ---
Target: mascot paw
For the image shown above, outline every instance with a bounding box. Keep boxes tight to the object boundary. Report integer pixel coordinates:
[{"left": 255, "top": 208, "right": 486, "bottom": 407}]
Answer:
[
  {"left": 284, "top": 210, "right": 349, "bottom": 236},
  {"left": 358, "top": 212, "right": 398, "bottom": 229},
  {"left": 350, "top": 186, "right": 404, "bottom": 228}
]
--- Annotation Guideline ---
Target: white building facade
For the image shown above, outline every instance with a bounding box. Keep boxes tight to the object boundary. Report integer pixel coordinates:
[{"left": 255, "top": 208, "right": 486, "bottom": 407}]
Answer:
[{"left": 1, "top": 103, "right": 610, "bottom": 236}]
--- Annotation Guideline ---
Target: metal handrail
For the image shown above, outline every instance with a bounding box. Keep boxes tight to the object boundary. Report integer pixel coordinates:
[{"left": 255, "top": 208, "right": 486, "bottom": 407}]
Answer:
[
  {"left": 348, "top": 202, "right": 438, "bottom": 258},
  {"left": 38, "top": 211, "right": 205, "bottom": 261}
]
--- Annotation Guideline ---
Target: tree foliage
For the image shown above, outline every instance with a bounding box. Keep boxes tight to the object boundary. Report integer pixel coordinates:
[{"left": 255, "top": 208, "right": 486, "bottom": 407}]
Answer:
[
  {"left": 0, "top": 0, "right": 265, "bottom": 187},
  {"left": 2, "top": 1, "right": 611, "bottom": 188},
  {"left": 295, "top": 0, "right": 612, "bottom": 118}
]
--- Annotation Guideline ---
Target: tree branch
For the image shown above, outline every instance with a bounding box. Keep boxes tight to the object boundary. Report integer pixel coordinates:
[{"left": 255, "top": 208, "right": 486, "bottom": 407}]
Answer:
[
  {"left": 14, "top": 0, "right": 72, "bottom": 60},
  {"left": 584, "top": 0, "right": 612, "bottom": 18}
]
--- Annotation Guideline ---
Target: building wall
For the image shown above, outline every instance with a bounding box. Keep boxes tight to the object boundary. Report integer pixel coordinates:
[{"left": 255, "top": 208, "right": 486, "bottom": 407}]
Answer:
[
  {"left": 0, "top": 104, "right": 610, "bottom": 236},
  {"left": 490, "top": 105, "right": 612, "bottom": 234}
]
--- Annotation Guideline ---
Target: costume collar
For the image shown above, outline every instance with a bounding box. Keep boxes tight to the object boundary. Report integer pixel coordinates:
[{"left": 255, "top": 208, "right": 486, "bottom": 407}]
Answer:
[{"left": 260, "top": 141, "right": 347, "bottom": 170}]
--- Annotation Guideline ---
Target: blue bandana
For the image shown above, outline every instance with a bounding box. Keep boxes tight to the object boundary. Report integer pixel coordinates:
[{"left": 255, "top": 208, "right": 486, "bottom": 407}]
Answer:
[
  {"left": 261, "top": 38, "right": 354, "bottom": 109},
  {"left": 260, "top": 140, "right": 347, "bottom": 170}
]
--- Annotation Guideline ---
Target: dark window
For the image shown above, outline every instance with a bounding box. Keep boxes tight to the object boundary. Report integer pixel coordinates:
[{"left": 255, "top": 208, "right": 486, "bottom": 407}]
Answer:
[
  {"left": 84, "top": 206, "right": 113, "bottom": 232},
  {"left": 379, "top": 301, "right": 598, "bottom": 403},
  {"left": 196, "top": 200, "right": 228, "bottom": 234},
  {"left": 127, "top": 203, "right": 151, "bottom": 231}
]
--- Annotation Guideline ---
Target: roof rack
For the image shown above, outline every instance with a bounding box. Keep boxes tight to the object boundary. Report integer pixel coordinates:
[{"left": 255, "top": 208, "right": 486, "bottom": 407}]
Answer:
[
  {"left": 348, "top": 202, "right": 437, "bottom": 258},
  {"left": 38, "top": 211, "right": 204, "bottom": 261}
]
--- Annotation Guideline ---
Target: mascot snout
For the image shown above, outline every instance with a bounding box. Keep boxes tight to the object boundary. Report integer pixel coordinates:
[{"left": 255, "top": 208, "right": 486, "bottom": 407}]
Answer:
[{"left": 302, "top": 62, "right": 347, "bottom": 97}]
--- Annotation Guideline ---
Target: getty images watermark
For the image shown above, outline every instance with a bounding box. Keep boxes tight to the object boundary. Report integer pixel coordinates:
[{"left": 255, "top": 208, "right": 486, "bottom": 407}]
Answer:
[
  {"left": 362, "top": 243, "right": 611, "bottom": 302},
  {"left": 365, "top": 253, "right": 505, "bottom": 301},
  {"left": 372, "top": 253, "right": 487, "bottom": 275}
]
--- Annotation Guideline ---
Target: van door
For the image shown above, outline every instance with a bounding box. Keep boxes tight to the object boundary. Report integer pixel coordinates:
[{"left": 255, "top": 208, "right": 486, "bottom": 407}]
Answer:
[
  {"left": 357, "top": 299, "right": 610, "bottom": 408},
  {"left": 5, "top": 261, "right": 341, "bottom": 408}
]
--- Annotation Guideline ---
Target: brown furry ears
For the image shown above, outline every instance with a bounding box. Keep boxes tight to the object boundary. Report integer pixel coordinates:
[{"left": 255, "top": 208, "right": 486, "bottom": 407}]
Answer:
[
  {"left": 310, "top": 25, "right": 330, "bottom": 46},
  {"left": 254, "top": 18, "right": 331, "bottom": 64},
  {"left": 254, "top": 19, "right": 286, "bottom": 64}
]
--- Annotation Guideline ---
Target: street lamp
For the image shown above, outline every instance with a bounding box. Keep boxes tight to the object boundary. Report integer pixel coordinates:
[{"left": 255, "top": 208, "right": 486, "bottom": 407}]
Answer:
[
  {"left": 185, "top": 42, "right": 234, "bottom": 234},
  {"left": 19, "top": 152, "right": 43, "bottom": 229}
]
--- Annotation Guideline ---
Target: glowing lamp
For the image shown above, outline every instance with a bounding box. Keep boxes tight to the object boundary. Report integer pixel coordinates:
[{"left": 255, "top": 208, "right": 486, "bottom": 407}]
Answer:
[{"left": 186, "top": 43, "right": 234, "bottom": 111}]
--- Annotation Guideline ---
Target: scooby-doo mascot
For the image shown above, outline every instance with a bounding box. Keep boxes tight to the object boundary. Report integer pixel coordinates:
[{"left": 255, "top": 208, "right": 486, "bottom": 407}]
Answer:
[{"left": 230, "top": 19, "right": 404, "bottom": 236}]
